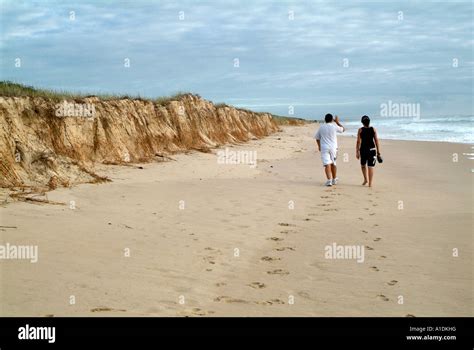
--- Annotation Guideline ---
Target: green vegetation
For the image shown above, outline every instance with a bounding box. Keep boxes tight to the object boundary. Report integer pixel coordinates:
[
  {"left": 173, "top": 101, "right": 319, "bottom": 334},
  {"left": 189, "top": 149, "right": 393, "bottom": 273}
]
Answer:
[
  {"left": 154, "top": 92, "right": 199, "bottom": 105},
  {"left": 0, "top": 82, "right": 312, "bottom": 124},
  {"left": 214, "top": 103, "right": 309, "bottom": 124},
  {"left": 214, "top": 102, "right": 230, "bottom": 108},
  {"left": 0, "top": 81, "right": 195, "bottom": 105},
  {"left": 215, "top": 103, "right": 258, "bottom": 114},
  {"left": 271, "top": 114, "right": 310, "bottom": 125},
  {"left": 0, "top": 81, "right": 81, "bottom": 100}
]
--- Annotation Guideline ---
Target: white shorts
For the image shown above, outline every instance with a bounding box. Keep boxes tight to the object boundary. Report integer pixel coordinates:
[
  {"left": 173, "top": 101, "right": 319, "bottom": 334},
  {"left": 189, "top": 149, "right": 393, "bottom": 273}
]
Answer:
[{"left": 321, "top": 148, "right": 337, "bottom": 166}]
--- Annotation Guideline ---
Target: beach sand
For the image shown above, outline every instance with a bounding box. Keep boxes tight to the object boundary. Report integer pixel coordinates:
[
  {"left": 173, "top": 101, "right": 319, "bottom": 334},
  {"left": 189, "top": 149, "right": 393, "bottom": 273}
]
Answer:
[{"left": 0, "top": 124, "right": 472, "bottom": 316}]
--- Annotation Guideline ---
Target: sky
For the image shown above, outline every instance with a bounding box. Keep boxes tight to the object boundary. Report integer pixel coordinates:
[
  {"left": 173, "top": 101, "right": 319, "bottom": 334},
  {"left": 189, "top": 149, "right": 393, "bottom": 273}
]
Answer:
[{"left": 1, "top": 0, "right": 473, "bottom": 119}]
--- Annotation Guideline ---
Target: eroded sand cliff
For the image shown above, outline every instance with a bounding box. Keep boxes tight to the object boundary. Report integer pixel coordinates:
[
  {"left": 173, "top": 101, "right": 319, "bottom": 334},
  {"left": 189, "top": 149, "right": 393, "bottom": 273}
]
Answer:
[{"left": 0, "top": 94, "right": 278, "bottom": 189}]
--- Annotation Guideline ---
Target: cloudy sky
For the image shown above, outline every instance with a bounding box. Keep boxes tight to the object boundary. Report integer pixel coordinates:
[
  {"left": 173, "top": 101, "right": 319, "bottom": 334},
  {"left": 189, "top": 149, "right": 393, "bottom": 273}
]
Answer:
[{"left": 1, "top": 0, "right": 472, "bottom": 119}]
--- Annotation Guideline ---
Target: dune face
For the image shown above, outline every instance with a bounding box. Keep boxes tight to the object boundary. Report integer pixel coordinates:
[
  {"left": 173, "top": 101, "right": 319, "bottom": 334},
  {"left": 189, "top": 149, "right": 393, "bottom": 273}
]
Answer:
[{"left": 0, "top": 94, "right": 278, "bottom": 188}]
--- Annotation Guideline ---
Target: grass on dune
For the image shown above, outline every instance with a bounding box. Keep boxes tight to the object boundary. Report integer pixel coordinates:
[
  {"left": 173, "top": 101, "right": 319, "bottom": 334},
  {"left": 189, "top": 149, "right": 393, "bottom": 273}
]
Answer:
[
  {"left": 0, "top": 81, "right": 311, "bottom": 123},
  {"left": 0, "top": 81, "right": 194, "bottom": 105},
  {"left": 214, "top": 103, "right": 310, "bottom": 124},
  {"left": 271, "top": 114, "right": 309, "bottom": 125}
]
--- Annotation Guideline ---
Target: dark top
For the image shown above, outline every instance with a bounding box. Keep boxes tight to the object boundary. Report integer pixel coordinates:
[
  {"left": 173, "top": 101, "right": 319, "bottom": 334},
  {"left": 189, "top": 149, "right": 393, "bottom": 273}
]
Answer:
[{"left": 360, "top": 127, "right": 375, "bottom": 151}]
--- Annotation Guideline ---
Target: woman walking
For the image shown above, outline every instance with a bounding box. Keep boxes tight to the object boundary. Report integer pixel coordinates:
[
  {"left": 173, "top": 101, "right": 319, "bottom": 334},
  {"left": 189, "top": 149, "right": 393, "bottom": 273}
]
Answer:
[{"left": 356, "top": 115, "right": 381, "bottom": 187}]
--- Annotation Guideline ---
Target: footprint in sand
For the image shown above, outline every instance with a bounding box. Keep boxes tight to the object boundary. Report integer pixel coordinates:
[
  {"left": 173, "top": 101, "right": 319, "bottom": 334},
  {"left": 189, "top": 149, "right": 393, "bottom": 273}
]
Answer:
[
  {"left": 366, "top": 245, "right": 374, "bottom": 250},
  {"left": 358, "top": 217, "right": 364, "bottom": 221},
  {"left": 275, "top": 247, "right": 295, "bottom": 252},
  {"left": 362, "top": 230, "right": 368, "bottom": 233},
  {"left": 214, "top": 296, "right": 249, "bottom": 304},
  {"left": 280, "top": 230, "right": 290, "bottom": 234},
  {"left": 248, "top": 282, "right": 266, "bottom": 289},
  {"left": 261, "top": 256, "right": 281, "bottom": 262},
  {"left": 179, "top": 308, "right": 215, "bottom": 316},
  {"left": 297, "top": 291, "right": 312, "bottom": 299},
  {"left": 372, "top": 204, "right": 378, "bottom": 207},
  {"left": 238, "top": 225, "right": 251, "bottom": 229},
  {"left": 91, "top": 307, "right": 126, "bottom": 313},
  {"left": 257, "top": 299, "right": 285, "bottom": 305},
  {"left": 370, "top": 266, "right": 379, "bottom": 271},
  {"left": 318, "top": 204, "right": 329, "bottom": 207},
  {"left": 203, "top": 256, "right": 216, "bottom": 264},
  {"left": 405, "top": 314, "right": 416, "bottom": 317},
  {"left": 324, "top": 208, "right": 338, "bottom": 211},
  {"left": 380, "top": 255, "right": 387, "bottom": 259},
  {"left": 267, "top": 269, "right": 289, "bottom": 275},
  {"left": 320, "top": 196, "right": 330, "bottom": 199},
  {"left": 364, "top": 208, "right": 370, "bottom": 211},
  {"left": 373, "top": 224, "right": 379, "bottom": 227},
  {"left": 369, "top": 213, "right": 376, "bottom": 216},
  {"left": 373, "top": 237, "right": 381, "bottom": 242},
  {"left": 377, "top": 294, "right": 389, "bottom": 301},
  {"left": 215, "top": 282, "right": 227, "bottom": 287},
  {"left": 268, "top": 237, "right": 284, "bottom": 242},
  {"left": 387, "top": 280, "right": 398, "bottom": 286},
  {"left": 278, "top": 223, "right": 294, "bottom": 227}
]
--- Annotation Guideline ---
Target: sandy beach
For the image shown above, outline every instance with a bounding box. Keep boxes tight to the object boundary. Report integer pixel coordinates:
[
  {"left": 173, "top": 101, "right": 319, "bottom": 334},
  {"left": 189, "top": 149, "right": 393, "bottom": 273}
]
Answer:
[{"left": 0, "top": 124, "right": 472, "bottom": 317}]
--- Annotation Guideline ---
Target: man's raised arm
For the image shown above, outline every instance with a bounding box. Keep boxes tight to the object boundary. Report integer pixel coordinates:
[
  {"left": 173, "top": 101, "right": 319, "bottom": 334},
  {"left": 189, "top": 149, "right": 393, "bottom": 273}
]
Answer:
[{"left": 334, "top": 115, "right": 345, "bottom": 132}]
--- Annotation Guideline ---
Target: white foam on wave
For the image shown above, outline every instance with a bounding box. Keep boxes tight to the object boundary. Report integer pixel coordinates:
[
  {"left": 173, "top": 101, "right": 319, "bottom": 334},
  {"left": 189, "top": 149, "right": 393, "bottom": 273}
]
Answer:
[{"left": 343, "top": 115, "right": 473, "bottom": 144}]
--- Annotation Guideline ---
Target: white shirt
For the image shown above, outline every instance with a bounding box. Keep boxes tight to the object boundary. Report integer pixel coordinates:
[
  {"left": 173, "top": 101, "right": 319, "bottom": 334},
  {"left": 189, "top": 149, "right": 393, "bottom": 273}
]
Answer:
[{"left": 314, "top": 123, "right": 344, "bottom": 151}]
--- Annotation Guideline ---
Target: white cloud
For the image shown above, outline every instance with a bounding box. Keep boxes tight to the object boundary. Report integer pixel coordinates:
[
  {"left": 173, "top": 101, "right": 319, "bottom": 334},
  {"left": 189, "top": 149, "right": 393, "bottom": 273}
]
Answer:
[{"left": 0, "top": 0, "right": 472, "bottom": 117}]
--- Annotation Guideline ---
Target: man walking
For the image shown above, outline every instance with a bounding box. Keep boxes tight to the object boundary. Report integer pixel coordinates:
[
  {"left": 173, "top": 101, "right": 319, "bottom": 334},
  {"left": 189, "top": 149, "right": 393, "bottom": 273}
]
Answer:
[{"left": 315, "top": 114, "right": 345, "bottom": 186}]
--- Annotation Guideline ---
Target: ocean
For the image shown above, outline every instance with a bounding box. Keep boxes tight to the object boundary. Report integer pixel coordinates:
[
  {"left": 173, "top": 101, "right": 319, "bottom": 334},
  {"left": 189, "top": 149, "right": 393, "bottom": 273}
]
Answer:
[{"left": 341, "top": 115, "right": 473, "bottom": 144}]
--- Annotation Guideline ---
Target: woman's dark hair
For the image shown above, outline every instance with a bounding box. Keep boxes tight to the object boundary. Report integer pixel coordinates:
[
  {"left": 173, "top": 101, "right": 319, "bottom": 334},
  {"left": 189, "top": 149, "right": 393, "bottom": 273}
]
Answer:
[
  {"left": 325, "top": 114, "right": 333, "bottom": 123},
  {"left": 361, "top": 115, "right": 370, "bottom": 127}
]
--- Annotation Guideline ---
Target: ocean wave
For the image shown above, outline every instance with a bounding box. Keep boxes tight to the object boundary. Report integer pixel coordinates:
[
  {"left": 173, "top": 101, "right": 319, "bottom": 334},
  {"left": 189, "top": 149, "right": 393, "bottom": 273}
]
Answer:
[{"left": 342, "top": 115, "right": 473, "bottom": 143}]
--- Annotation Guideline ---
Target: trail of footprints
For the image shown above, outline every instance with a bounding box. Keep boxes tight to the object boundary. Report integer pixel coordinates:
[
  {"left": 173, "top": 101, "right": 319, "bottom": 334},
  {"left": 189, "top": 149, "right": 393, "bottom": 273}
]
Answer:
[
  {"left": 194, "top": 217, "right": 297, "bottom": 309},
  {"left": 363, "top": 195, "right": 409, "bottom": 315},
  {"left": 201, "top": 247, "right": 223, "bottom": 272},
  {"left": 219, "top": 188, "right": 346, "bottom": 308},
  {"left": 197, "top": 192, "right": 410, "bottom": 315},
  {"left": 213, "top": 220, "right": 299, "bottom": 306},
  {"left": 262, "top": 222, "right": 297, "bottom": 277}
]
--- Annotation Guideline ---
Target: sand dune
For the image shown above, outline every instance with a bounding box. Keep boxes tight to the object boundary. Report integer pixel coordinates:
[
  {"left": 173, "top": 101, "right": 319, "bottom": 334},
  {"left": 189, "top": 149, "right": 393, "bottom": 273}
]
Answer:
[
  {"left": 0, "top": 94, "right": 278, "bottom": 188},
  {"left": 0, "top": 124, "right": 472, "bottom": 316}
]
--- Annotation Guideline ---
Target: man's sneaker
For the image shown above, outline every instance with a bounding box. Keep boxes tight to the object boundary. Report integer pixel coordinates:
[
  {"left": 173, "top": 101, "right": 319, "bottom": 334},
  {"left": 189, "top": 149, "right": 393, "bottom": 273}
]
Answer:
[
  {"left": 325, "top": 180, "right": 333, "bottom": 186},
  {"left": 332, "top": 177, "right": 338, "bottom": 185}
]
